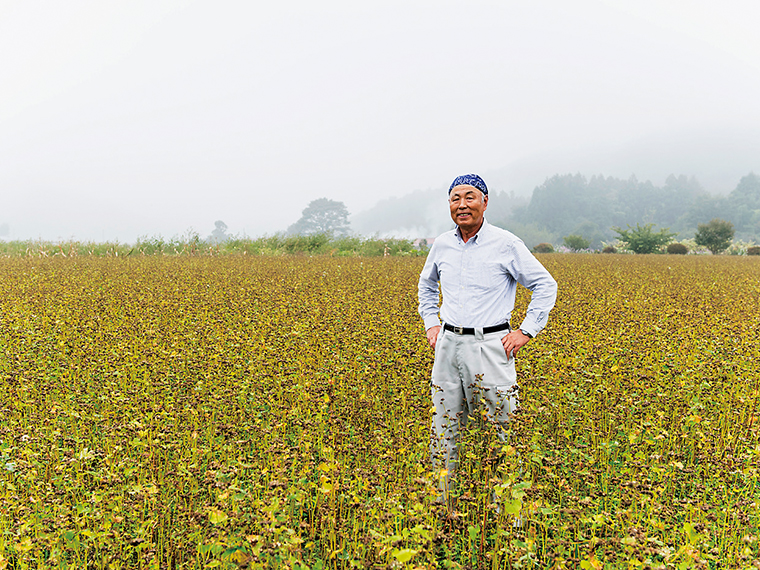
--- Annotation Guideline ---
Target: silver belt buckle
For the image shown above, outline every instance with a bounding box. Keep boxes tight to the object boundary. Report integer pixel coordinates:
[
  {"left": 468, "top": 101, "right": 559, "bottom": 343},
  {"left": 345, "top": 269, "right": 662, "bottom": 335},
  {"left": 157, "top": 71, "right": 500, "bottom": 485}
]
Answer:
[{"left": 453, "top": 326, "right": 464, "bottom": 335}]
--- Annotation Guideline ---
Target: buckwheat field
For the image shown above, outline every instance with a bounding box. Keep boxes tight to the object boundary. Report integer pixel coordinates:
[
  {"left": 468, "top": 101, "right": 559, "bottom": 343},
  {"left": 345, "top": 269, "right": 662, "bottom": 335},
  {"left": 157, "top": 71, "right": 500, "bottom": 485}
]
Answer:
[{"left": 0, "top": 255, "right": 758, "bottom": 569}]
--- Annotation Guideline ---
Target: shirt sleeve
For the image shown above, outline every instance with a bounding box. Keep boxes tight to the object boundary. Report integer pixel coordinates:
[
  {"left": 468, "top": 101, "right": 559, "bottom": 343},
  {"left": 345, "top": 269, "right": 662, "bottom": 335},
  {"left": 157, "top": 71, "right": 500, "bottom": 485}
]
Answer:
[
  {"left": 506, "top": 240, "right": 557, "bottom": 337},
  {"left": 418, "top": 242, "right": 442, "bottom": 330}
]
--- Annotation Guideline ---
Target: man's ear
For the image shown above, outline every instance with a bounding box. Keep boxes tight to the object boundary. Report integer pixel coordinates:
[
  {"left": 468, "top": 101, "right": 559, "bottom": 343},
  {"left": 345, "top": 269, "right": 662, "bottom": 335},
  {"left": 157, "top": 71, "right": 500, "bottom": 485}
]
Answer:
[{"left": 483, "top": 194, "right": 489, "bottom": 209}]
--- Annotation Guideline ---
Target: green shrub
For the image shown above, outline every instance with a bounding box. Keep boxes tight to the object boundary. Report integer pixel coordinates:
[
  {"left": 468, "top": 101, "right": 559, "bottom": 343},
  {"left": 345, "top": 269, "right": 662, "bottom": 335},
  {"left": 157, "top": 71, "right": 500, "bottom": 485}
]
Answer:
[
  {"left": 612, "top": 223, "right": 675, "bottom": 254},
  {"left": 533, "top": 242, "right": 554, "bottom": 254},
  {"left": 282, "top": 233, "right": 331, "bottom": 254},
  {"left": 602, "top": 245, "right": 617, "bottom": 254},
  {"left": 666, "top": 243, "right": 688, "bottom": 255}
]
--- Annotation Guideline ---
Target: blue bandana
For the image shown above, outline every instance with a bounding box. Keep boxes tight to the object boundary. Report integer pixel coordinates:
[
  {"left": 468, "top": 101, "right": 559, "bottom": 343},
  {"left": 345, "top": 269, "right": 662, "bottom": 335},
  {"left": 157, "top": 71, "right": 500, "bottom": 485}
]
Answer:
[{"left": 448, "top": 174, "right": 488, "bottom": 196}]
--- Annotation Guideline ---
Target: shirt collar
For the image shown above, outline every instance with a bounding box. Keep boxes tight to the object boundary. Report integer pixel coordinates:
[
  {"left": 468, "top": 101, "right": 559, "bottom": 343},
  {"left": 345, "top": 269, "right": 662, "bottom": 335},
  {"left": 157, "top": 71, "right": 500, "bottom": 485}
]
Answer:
[{"left": 455, "top": 217, "right": 490, "bottom": 244}]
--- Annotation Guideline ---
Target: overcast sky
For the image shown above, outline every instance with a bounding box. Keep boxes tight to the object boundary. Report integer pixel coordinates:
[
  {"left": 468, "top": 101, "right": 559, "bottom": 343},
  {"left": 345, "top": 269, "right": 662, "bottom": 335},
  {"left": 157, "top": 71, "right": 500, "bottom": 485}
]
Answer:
[{"left": 2, "top": 0, "right": 759, "bottom": 241}]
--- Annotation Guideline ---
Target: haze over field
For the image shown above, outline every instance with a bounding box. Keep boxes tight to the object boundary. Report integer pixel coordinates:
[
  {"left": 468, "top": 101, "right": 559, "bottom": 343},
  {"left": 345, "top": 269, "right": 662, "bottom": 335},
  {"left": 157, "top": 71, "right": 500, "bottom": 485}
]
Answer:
[{"left": 1, "top": 1, "right": 759, "bottom": 241}]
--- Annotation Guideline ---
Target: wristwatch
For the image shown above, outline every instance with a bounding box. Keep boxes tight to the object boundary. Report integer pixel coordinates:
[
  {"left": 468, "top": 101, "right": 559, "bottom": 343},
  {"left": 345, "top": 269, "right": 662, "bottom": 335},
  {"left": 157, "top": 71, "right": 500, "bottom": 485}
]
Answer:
[{"left": 520, "top": 329, "right": 533, "bottom": 339}]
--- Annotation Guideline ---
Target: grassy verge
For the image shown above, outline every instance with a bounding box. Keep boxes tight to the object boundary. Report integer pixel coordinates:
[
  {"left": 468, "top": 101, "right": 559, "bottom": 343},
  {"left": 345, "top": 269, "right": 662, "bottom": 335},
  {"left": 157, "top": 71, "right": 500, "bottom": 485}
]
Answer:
[{"left": 0, "top": 234, "right": 426, "bottom": 258}]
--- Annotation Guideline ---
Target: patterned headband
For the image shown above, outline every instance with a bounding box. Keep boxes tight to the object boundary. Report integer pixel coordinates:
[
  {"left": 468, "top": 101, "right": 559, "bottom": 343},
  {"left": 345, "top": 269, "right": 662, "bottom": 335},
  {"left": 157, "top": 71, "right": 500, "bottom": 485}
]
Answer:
[{"left": 448, "top": 174, "right": 488, "bottom": 196}]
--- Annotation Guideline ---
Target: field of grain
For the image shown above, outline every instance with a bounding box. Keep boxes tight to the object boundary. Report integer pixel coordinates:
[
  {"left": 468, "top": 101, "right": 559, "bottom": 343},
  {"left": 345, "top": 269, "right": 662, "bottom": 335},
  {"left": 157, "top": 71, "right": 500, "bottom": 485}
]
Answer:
[{"left": 0, "top": 255, "right": 758, "bottom": 569}]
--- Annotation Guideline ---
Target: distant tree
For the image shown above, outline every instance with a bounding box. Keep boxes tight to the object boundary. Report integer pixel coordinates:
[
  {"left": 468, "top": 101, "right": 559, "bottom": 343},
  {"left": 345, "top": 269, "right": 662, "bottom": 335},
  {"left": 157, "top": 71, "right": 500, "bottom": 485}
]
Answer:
[
  {"left": 659, "top": 174, "right": 708, "bottom": 226},
  {"left": 209, "top": 220, "right": 229, "bottom": 243},
  {"left": 612, "top": 223, "right": 675, "bottom": 254},
  {"left": 563, "top": 234, "right": 590, "bottom": 251},
  {"left": 694, "top": 218, "right": 734, "bottom": 254},
  {"left": 685, "top": 194, "right": 731, "bottom": 230},
  {"left": 729, "top": 173, "right": 760, "bottom": 210},
  {"left": 727, "top": 173, "right": 760, "bottom": 240},
  {"left": 520, "top": 174, "right": 590, "bottom": 237},
  {"left": 288, "top": 198, "right": 350, "bottom": 236}
]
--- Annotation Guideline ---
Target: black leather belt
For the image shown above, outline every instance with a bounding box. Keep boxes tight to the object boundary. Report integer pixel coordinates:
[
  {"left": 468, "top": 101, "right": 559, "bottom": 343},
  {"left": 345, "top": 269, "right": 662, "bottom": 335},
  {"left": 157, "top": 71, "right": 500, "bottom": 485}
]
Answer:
[{"left": 443, "top": 322, "right": 511, "bottom": 335}]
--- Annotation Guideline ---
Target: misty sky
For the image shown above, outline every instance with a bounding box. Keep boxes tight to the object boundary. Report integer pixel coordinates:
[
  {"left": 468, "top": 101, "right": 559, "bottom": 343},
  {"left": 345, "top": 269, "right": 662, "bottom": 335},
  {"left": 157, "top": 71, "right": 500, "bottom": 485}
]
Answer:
[{"left": 2, "top": 0, "right": 759, "bottom": 241}]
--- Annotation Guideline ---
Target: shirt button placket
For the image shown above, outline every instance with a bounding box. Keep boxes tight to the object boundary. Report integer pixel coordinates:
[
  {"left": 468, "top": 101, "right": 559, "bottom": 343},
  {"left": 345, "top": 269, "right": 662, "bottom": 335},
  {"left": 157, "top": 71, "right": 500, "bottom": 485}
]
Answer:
[{"left": 461, "top": 244, "right": 468, "bottom": 309}]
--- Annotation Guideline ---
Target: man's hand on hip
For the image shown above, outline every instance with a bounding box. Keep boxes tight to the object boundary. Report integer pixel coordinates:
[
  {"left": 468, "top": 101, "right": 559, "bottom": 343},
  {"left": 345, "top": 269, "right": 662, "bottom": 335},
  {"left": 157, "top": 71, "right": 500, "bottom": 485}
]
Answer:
[
  {"left": 426, "top": 325, "right": 442, "bottom": 349},
  {"left": 501, "top": 330, "right": 531, "bottom": 358}
]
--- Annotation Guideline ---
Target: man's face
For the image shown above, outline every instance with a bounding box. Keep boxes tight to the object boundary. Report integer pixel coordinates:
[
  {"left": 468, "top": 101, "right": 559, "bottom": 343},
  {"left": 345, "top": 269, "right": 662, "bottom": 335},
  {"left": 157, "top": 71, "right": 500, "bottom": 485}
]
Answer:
[{"left": 449, "top": 185, "right": 488, "bottom": 232}]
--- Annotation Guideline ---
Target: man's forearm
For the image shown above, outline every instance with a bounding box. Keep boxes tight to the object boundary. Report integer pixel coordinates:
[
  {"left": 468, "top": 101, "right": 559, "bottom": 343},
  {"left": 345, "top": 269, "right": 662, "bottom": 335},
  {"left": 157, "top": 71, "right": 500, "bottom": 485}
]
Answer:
[
  {"left": 418, "top": 268, "right": 442, "bottom": 329},
  {"left": 418, "top": 283, "right": 442, "bottom": 330},
  {"left": 520, "top": 275, "right": 557, "bottom": 336}
]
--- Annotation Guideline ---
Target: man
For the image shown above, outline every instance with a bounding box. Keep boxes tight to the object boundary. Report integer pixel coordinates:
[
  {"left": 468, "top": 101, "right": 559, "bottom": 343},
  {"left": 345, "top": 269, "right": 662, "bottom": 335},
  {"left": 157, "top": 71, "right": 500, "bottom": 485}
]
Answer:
[{"left": 417, "top": 174, "right": 557, "bottom": 504}]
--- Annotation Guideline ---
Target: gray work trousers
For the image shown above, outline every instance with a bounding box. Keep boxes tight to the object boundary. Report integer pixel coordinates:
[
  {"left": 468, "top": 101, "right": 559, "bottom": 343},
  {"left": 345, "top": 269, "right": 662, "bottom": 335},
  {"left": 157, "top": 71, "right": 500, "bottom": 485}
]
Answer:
[{"left": 430, "top": 326, "right": 519, "bottom": 495}]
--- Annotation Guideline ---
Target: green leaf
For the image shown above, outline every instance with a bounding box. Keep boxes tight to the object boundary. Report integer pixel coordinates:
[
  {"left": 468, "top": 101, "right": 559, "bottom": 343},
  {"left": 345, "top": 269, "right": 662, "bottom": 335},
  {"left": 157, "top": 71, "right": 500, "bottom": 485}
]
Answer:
[
  {"left": 208, "top": 508, "right": 228, "bottom": 525},
  {"left": 467, "top": 524, "right": 480, "bottom": 541},
  {"left": 392, "top": 549, "right": 417, "bottom": 563},
  {"left": 503, "top": 498, "right": 522, "bottom": 515},
  {"left": 683, "top": 522, "right": 699, "bottom": 544}
]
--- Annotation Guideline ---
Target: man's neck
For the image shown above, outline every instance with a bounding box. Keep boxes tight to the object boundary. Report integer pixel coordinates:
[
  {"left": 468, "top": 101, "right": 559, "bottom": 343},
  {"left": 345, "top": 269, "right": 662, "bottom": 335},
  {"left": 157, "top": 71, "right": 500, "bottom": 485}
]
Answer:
[{"left": 458, "top": 219, "right": 485, "bottom": 243}]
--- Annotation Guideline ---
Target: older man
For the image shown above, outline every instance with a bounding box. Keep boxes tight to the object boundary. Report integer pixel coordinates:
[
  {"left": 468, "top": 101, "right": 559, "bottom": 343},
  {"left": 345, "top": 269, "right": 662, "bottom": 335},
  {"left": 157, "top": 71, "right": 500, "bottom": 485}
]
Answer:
[{"left": 418, "top": 174, "right": 557, "bottom": 502}]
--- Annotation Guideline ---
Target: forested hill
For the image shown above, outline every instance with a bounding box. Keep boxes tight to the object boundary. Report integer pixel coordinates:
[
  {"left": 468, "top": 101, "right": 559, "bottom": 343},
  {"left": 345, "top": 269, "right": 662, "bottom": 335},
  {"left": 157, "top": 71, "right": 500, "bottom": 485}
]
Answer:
[{"left": 508, "top": 172, "right": 760, "bottom": 247}]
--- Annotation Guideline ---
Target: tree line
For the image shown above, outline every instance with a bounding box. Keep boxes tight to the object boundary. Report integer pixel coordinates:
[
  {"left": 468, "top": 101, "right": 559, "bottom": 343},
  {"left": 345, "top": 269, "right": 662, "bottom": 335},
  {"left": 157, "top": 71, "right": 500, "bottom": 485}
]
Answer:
[{"left": 498, "top": 172, "right": 760, "bottom": 249}]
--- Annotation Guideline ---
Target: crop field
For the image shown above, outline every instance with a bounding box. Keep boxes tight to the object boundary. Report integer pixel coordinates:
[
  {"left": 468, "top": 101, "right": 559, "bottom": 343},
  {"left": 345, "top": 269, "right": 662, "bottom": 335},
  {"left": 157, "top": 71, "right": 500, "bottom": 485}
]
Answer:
[{"left": 0, "top": 254, "right": 758, "bottom": 569}]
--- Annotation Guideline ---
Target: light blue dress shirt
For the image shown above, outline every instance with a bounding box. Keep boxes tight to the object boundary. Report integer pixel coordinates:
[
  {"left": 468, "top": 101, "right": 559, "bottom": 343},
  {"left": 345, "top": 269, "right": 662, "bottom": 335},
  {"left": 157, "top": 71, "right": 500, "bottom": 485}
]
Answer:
[{"left": 418, "top": 219, "right": 557, "bottom": 338}]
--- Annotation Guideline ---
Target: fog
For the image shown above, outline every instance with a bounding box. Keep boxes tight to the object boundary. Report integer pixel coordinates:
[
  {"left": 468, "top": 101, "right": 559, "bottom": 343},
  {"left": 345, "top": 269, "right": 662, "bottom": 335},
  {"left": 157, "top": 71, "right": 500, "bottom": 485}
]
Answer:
[{"left": 1, "top": 0, "right": 759, "bottom": 242}]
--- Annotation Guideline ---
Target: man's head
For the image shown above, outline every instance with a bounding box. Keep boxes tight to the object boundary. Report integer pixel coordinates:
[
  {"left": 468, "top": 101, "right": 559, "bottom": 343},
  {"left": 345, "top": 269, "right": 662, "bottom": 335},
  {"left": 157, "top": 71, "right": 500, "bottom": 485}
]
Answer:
[{"left": 448, "top": 174, "right": 488, "bottom": 234}]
